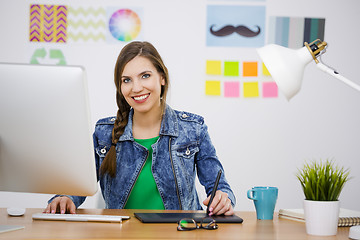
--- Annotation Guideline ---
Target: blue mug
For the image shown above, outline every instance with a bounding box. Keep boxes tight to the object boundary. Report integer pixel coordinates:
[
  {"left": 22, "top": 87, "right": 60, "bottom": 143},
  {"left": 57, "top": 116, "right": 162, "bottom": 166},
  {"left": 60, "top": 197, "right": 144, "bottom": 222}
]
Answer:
[{"left": 247, "top": 186, "right": 278, "bottom": 220}]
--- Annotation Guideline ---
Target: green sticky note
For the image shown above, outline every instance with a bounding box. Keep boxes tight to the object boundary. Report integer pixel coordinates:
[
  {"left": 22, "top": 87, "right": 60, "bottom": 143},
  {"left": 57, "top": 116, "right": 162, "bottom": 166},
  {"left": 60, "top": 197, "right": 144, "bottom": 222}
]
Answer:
[{"left": 224, "top": 61, "right": 239, "bottom": 76}]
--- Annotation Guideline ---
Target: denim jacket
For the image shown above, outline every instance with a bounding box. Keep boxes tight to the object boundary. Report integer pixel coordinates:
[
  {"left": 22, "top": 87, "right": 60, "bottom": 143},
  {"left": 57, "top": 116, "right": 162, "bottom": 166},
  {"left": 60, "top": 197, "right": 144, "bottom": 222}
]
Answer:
[{"left": 51, "top": 105, "right": 236, "bottom": 210}]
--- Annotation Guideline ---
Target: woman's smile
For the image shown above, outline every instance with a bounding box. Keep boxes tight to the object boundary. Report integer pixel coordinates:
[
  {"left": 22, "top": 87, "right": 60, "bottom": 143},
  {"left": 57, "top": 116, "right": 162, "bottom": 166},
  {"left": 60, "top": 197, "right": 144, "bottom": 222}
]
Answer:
[{"left": 132, "top": 93, "right": 150, "bottom": 103}]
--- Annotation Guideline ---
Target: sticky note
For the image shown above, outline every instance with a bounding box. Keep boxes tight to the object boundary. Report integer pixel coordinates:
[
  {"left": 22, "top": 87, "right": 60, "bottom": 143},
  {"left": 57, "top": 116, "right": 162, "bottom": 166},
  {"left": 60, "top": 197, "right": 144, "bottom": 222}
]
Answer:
[
  {"left": 205, "top": 80, "right": 221, "bottom": 96},
  {"left": 224, "top": 61, "right": 239, "bottom": 76},
  {"left": 243, "top": 82, "right": 259, "bottom": 97},
  {"left": 243, "top": 62, "right": 258, "bottom": 77},
  {"left": 224, "top": 82, "right": 240, "bottom": 98},
  {"left": 262, "top": 62, "right": 271, "bottom": 76},
  {"left": 206, "top": 60, "right": 221, "bottom": 75},
  {"left": 262, "top": 82, "right": 278, "bottom": 98}
]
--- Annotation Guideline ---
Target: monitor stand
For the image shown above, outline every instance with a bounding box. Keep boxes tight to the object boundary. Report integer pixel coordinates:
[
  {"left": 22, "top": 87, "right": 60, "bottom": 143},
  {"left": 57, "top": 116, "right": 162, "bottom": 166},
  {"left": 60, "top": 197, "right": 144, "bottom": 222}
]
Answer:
[{"left": 0, "top": 225, "right": 25, "bottom": 234}]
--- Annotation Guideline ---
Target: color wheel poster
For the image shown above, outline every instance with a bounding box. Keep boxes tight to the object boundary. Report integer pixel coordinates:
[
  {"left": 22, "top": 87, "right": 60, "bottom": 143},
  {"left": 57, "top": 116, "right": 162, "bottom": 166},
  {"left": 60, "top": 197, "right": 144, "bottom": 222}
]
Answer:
[{"left": 107, "top": 7, "right": 143, "bottom": 43}]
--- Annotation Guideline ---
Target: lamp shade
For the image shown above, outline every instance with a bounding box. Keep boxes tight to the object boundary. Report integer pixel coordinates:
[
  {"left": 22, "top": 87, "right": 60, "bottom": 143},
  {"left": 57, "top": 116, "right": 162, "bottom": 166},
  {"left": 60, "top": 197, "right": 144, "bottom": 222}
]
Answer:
[{"left": 257, "top": 44, "right": 314, "bottom": 100}]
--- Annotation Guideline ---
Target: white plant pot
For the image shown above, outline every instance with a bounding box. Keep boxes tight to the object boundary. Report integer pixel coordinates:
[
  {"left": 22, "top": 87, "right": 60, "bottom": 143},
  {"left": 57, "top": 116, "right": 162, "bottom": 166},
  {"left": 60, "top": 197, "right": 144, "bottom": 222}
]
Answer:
[{"left": 303, "top": 200, "right": 340, "bottom": 236}]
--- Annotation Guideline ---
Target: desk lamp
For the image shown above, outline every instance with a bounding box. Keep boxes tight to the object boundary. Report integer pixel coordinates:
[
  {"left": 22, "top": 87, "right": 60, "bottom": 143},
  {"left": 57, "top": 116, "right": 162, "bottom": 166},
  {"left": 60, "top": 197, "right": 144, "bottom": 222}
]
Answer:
[
  {"left": 257, "top": 39, "right": 360, "bottom": 100},
  {"left": 258, "top": 40, "right": 360, "bottom": 239}
]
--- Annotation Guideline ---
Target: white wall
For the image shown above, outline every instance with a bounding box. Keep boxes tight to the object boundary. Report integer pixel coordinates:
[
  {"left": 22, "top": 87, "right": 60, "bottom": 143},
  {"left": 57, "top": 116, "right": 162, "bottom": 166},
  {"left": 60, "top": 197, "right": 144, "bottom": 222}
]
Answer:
[{"left": 1, "top": 0, "right": 359, "bottom": 212}]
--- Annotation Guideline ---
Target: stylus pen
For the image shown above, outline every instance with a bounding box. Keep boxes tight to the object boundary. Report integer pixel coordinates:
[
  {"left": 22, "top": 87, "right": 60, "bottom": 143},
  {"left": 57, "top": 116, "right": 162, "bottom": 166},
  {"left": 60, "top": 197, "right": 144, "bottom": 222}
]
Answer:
[{"left": 206, "top": 169, "right": 222, "bottom": 215}]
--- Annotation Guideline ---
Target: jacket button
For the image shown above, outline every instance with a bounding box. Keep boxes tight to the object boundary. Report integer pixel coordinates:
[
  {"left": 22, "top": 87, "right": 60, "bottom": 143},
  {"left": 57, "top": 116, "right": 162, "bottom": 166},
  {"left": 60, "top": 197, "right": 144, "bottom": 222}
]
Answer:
[
  {"left": 182, "top": 113, "right": 188, "bottom": 118},
  {"left": 185, "top": 148, "right": 190, "bottom": 155},
  {"left": 100, "top": 147, "right": 107, "bottom": 154},
  {"left": 110, "top": 117, "right": 116, "bottom": 122}
]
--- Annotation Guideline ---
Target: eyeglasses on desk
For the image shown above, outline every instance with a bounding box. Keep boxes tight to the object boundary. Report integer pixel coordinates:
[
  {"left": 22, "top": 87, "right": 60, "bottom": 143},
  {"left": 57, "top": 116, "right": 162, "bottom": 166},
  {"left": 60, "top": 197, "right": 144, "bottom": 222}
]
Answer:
[{"left": 177, "top": 217, "right": 218, "bottom": 231}]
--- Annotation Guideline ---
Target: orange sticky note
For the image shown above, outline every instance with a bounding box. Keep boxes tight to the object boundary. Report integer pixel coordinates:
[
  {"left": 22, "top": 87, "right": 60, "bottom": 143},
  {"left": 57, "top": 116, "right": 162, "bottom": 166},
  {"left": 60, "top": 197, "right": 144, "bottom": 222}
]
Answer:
[
  {"left": 243, "top": 82, "right": 259, "bottom": 97},
  {"left": 206, "top": 60, "right": 221, "bottom": 75},
  {"left": 205, "top": 80, "right": 221, "bottom": 96},
  {"left": 243, "top": 62, "right": 258, "bottom": 77}
]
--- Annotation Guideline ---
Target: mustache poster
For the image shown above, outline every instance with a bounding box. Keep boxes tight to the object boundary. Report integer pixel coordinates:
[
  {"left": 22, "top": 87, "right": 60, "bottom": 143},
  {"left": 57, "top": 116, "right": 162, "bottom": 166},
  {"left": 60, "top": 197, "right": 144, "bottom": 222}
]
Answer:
[
  {"left": 206, "top": 5, "right": 265, "bottom": 47},
  {"left": 210, "top": 25, "right": 261, "bottom": 37}
]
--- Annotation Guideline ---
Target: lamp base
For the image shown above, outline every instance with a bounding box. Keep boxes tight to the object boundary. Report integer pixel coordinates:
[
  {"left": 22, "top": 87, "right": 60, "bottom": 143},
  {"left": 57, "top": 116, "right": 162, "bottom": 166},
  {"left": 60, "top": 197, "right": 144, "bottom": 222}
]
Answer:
[{"left": 349, "top": 225, "right": 360, "bottom": 240}]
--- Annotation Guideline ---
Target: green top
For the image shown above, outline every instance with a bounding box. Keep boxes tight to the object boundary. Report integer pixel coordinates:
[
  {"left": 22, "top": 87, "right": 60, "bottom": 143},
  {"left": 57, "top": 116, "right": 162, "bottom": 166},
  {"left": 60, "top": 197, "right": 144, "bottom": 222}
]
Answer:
[{"left": 124, "top": 136, "right": 165, "bottom": 210}]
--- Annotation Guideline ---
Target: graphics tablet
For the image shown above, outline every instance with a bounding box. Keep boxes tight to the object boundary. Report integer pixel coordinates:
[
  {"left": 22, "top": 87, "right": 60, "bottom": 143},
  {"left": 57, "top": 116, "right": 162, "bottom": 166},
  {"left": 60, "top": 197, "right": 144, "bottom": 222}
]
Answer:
[{"left": 134, "top": 212, "right": 243, "bottom": 223}]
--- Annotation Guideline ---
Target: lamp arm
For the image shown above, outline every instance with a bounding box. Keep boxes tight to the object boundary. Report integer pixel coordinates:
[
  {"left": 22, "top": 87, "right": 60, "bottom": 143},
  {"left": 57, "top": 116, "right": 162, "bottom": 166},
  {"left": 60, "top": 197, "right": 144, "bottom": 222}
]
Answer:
[{"left": 316, "top": 62, "right": 360, "bottom": 92}]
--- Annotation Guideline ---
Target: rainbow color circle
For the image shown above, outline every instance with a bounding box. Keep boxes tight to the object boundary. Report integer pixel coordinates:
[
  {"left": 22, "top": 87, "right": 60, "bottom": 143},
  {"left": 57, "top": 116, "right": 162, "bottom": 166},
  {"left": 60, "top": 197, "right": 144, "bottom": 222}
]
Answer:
[{"left": 109, "top": 9, "right": 141, "bottom": 42}]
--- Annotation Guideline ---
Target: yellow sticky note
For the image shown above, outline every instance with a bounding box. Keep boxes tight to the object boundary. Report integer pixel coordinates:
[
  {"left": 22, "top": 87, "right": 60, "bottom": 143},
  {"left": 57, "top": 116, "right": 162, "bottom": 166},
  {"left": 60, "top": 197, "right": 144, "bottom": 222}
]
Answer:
[
  {"left": 243, "top": 62, "right": 258, "bottom": 77},
  {"left": 243, "top": 82, "right": 259, "bottom": 97},
  {"left": 206, "top": 60, "right": 221, "bottom": 75},
  {"left": 262, "top": 62, "right": 271, "bottom": 76},
  {"left": 205, "top": 80, "right": 221, "bottom": 96}
]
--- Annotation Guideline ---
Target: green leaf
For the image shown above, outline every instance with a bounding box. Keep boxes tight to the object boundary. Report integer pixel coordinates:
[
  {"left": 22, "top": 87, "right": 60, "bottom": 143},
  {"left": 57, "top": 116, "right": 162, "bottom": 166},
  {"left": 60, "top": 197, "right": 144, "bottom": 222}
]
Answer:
[{"left": 296, "top": 159, "right": 351, "bottom": 201}]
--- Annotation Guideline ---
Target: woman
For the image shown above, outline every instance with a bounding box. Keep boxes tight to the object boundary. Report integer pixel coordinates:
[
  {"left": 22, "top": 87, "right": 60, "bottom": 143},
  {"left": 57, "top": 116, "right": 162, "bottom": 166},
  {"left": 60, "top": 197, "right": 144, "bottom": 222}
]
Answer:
[{"left": 45, "top": 41, "right": 236, "bottom": 216}]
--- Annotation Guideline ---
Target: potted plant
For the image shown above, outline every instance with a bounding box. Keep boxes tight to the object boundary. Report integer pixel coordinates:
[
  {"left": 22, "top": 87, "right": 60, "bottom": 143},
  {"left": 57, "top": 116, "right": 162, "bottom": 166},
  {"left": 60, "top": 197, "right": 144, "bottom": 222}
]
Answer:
[{"left": 296, "top": 159, "right": 351, "bottom": 236}]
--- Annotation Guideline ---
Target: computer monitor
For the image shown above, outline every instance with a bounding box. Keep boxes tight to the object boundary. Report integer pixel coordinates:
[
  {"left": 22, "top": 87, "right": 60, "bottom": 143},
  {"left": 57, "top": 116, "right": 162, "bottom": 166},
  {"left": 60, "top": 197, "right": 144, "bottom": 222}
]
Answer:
[{"left": 0, "top": 63, "right": 98, "bottom": 196}]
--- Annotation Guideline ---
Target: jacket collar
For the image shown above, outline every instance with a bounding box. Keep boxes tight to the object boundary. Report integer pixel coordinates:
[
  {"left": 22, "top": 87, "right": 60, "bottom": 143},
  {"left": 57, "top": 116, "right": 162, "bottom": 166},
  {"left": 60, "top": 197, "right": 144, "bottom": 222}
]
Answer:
[
  {"left": 119, "top": 104, "right": 178, "bottom": 142},
  {"left": 160, "top": 105, "right": 179, "bottom": 137}
]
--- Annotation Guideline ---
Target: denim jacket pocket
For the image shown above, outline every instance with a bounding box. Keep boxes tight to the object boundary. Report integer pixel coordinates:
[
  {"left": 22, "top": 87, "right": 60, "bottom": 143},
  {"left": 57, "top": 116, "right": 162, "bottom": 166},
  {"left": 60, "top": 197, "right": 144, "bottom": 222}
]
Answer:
[
  {"left": 174, "top": 143, "right": 199, "bottom": 195},
  {"left": 95, "top": 145, "right": 110, "bottom": 161},
  {"left": 175, "top": 143, "right": 199, "bottom": 173},
  {"left": 175, "top": 144, "right": 199, "bottom": 159}
]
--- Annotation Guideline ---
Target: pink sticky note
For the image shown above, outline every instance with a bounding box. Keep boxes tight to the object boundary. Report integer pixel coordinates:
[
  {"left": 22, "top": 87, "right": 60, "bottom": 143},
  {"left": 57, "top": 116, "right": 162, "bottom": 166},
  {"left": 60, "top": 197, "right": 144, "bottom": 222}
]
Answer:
[
  {"left": 224, "top": 82, "right": 240, "bottom": 97},
  {"left": 262, "top": 82, "right": 278, "bottom": 98}
]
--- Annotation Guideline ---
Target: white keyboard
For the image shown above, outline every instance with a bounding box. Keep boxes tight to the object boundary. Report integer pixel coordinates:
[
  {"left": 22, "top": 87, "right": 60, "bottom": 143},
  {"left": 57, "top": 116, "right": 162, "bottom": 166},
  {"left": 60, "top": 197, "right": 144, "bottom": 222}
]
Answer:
[{"left": 32, "top": 213, "right": 130, "bottom": 223}]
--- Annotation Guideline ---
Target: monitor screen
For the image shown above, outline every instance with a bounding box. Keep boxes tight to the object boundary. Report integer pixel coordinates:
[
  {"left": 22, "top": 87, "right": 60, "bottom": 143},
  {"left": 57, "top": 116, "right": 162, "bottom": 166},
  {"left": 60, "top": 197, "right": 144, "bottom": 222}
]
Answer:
[{"left": 0, "top": 63, "right": 98, "bottom": 196}]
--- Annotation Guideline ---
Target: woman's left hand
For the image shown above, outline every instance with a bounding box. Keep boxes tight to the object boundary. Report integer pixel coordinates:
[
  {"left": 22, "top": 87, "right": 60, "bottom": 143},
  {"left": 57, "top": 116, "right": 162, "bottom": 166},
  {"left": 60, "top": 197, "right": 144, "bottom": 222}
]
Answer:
[{"left": 203, "top": 190, "right": 234, "bottom": 216}]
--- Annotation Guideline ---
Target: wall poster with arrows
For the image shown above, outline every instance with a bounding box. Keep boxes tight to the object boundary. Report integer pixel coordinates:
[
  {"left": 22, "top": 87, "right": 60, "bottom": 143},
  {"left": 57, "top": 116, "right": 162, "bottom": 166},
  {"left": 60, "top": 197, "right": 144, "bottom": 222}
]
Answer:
[{"left": 28, "top": 4, "right": 143, "bottom": 65}]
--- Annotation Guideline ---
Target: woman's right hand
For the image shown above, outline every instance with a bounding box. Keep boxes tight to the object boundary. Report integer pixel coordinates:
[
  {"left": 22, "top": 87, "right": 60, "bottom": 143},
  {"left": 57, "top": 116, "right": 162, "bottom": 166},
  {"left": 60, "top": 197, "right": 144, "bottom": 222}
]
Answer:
[{"left": 44, "top": 196, "right": 76, "bottom": 214}]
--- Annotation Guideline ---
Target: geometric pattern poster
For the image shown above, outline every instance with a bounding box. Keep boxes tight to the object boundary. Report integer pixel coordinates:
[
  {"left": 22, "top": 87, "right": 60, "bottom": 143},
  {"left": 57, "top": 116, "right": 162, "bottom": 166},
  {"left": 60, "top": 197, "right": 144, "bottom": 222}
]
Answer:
[{"left": 30, "top": 4, "right": 67, "bottom": 43}]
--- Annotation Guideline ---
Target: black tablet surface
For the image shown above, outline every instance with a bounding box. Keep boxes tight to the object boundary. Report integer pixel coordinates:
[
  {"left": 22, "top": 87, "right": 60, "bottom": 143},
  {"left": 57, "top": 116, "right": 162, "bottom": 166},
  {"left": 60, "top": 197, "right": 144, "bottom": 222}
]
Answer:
[{"left": 134, "top": 212, "right": 243, "bottom": 223}]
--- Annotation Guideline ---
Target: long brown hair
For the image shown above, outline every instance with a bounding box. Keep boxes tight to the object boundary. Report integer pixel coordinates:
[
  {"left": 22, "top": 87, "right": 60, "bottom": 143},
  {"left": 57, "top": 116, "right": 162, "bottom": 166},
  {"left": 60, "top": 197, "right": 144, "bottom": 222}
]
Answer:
[{"left": 100, "top": 41, "right": 169, "bottom": 177}]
